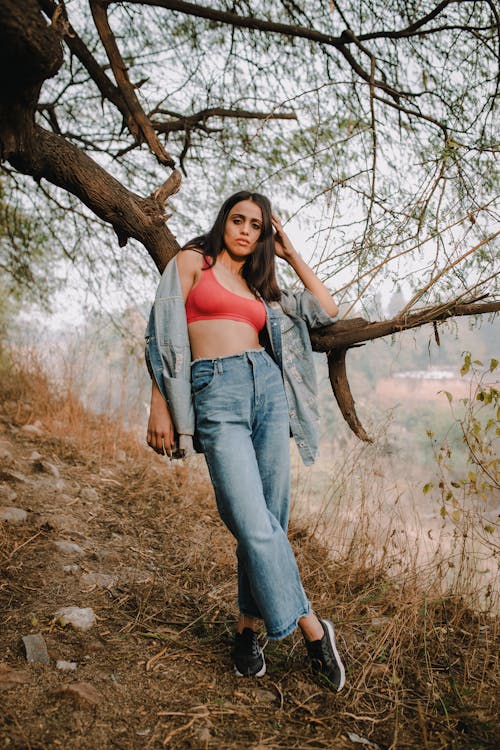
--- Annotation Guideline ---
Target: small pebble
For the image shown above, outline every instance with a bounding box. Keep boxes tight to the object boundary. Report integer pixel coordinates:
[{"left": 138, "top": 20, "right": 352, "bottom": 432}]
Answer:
[
  {"left": 55, "top": 606, "right": 96, "bottom": 631},
  {"left": 54, "top": 540, "right": 84, "bottom": 555},
  {"left": 1, "top": 507, "right": 28, "bottom": 524},
  {"left": 80, "top": 488, "right": 99, "bottom": 503},
  {"left": 56, "top": 660, "right": 78, "bottom": 671},
  {"left": 62, "top": 564, "right": 80, "bottom": 574},
  {"left": 22, "top": 633, "right": 50, "bottom": 665}
]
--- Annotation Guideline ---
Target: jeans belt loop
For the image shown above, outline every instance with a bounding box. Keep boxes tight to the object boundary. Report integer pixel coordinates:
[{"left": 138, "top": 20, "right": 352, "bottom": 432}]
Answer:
[{"left": 216, "top": 358, "right": 223, "bottom": 374}]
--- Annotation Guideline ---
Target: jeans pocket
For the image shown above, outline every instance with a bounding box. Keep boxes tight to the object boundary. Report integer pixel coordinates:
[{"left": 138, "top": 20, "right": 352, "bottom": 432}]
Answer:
[{"left": 191, "top": 361, "right": 216, "bottom": 395}]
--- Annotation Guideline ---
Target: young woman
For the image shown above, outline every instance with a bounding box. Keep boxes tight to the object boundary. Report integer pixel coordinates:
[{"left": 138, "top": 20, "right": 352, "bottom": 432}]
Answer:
[{"left": 145, "top": 191, "right": 345, "bottom": 691}]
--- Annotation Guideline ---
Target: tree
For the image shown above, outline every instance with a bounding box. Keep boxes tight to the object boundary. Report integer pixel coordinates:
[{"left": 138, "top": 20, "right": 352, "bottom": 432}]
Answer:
[{"left": 0, "top": 0, "right": 498, "bottom": 438}]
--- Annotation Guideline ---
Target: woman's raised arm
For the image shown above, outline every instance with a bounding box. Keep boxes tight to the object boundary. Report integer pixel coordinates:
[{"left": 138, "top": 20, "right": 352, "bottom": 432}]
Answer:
[{"left": 272, "top": 215, "right": 339, "bottom": 318}]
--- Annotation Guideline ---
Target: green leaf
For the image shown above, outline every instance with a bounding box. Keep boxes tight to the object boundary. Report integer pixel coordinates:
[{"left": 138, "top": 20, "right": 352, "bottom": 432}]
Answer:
[
  {"left": 422, "top": 483, "right": 434, "bottom": 494},
  {"left": 490, "top": 358, "right": 499, "bottom": 372},
  {"left": 484, "top": 525, "right": 494, "bottom": 534},
  {"left": 442, "top": 391, "right": 453, "bottom": 403}
]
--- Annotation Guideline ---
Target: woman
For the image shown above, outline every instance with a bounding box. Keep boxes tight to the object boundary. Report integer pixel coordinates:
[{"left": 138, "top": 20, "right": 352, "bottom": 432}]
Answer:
[{"left": 145, "top": 191, "right": 345, "bottom": 691}]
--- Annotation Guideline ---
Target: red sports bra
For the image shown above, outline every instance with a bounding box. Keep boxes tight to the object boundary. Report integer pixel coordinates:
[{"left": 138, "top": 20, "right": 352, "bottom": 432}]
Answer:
[{"left": 185, "top": 265, "right": 267, "bottom": 333}]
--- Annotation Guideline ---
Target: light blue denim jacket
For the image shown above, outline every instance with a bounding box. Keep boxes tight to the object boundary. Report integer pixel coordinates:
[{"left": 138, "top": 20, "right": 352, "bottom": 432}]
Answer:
[{"left": 145, "top": 255, "right": 337, "bottom": 465}]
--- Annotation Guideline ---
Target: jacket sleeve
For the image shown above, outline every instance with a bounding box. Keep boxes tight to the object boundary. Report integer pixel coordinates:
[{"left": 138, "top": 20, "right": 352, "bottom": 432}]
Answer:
[
  {"left": 145, "top": 306, "right": 168, "bottom": 403},
  {"left": 278, "top": 288, "right": 338, "bottom": 328}
]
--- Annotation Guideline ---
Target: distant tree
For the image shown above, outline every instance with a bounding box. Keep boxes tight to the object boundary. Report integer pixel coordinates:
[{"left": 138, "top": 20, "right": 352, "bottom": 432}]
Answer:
[{"left": 0, "top": 1, "right": 498, "bottom": 438}]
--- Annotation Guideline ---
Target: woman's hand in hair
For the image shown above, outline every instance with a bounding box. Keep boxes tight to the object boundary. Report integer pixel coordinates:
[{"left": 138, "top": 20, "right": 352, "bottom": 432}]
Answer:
[
  {"left": 271, "top": 214, "right": 339, "bottom": 318},
  {"left": 271, "top": 215, "right": 298, "bottom": 261},
  {"left": 147, "top": 380, "right": 176, "bottom": 456}
]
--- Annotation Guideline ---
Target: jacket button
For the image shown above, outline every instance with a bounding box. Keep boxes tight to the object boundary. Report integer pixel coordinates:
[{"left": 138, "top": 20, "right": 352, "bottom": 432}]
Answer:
[{"left": 298, "top": 441, "right": 305, "bottom": 447}]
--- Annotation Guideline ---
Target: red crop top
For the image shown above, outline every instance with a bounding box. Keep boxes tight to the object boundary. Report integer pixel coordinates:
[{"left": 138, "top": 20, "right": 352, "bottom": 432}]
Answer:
[{"left": 185, "top": 265, "right": 267, "bottom": 333}]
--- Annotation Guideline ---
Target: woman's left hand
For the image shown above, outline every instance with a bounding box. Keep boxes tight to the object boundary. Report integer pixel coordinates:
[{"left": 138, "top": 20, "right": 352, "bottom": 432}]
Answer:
[{"left": 272, "top": 214, "right": 297, "bottom": 261}]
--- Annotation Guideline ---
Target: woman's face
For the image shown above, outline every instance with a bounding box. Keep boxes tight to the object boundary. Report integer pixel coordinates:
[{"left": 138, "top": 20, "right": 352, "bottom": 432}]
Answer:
[{"left": 223, "top": 200, "right": 263, "bottom": 258}]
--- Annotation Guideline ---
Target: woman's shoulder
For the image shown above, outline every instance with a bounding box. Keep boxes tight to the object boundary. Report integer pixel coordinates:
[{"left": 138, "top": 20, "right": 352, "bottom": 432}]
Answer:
[{"left": 176, "top": 247, "right": 209, "bottom": 272}]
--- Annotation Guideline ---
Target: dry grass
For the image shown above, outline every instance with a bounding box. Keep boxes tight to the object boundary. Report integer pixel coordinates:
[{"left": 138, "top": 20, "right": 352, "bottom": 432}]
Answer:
[{"left": 0, "top": 345, "right": 498, "bottom": 749}]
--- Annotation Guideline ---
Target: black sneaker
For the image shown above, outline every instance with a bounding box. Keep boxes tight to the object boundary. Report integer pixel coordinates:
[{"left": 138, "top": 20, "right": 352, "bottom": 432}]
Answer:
[
  {"left": 305, "top": 618, "right": 345, "bottom": 691},
  {"left": 233, "top": 628, "right": 266, "bottom": 677}
]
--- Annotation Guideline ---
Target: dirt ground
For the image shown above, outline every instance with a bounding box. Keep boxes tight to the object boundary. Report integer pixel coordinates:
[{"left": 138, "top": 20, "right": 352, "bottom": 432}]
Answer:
[{"left": 0, "top": 384, "right": 498, "bottom": 749}]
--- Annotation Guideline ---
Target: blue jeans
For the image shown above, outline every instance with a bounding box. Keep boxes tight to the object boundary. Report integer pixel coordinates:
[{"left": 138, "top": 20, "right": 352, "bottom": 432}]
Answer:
[{"left": 192, "top": 349, "right": 311, "bottom": 640}]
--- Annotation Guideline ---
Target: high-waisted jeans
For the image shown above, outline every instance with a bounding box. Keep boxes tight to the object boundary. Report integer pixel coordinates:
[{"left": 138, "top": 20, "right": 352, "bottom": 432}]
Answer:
[{"left": 191, "top": 348, "right": 311, "bottom": 640}]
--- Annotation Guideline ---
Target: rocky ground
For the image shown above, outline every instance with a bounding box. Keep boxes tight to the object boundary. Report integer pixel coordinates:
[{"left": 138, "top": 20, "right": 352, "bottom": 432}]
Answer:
[{"left": 0, "top": 369, "right": 498, "bottom": 749}]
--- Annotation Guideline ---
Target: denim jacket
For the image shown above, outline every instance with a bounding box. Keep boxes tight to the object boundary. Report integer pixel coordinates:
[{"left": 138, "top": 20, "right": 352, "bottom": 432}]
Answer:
[{"left": 145, "top": 255, "right": 337, "bottom": 466}]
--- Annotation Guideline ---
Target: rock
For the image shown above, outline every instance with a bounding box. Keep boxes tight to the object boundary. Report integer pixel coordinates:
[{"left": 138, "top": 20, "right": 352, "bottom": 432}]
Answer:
[
  {"left": 0, "top": 469, "right": 28, "bottom": 483},
  {"left": 56, "top": 660, "right": 78, "bottom": 671},
  {"left": 54, "top": 540, "right": 84, "bottom": 555},
  {"left": 55, "top": 606, "right": 96, "bottom": 631},
  {"left": 29, "top": 451, "right": 42, "bottom": 460},
  {"left": 80, "top": 488, "right": 99, "bottom": 503},
  {"left": 0, "top": 485, "right": 17, "bottom": 503},
  {"left": 21, "top": 422, "right": 44, "bottom": 435},
  {"left": 44, "top": 514, "right": 79, "bottom": 532},
  {"left": 116, "top": 450, "right": 126, "bottom": 462},
  {"left": 0, "top": 441, "right": 13, "bottom": 460},
  {"left": 62, "top": 564, "right": 80, "bottom": 574},
  {"left": 0, "top": 507, "right": 28, "bottom": 524},
  {"left": 32, "top": 459, "right": 60, "bottom": 478},
  {"left": 80, "top": 572, "right": 117, "bottom": 590},
  {"left": 22, "top": 633, "right": 50, "bottom": 665}
]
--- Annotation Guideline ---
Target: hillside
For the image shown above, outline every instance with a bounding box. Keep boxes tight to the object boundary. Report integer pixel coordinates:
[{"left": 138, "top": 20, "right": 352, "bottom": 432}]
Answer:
[{"left": 0, "top": 354, "right": 498, "bottom": 749}]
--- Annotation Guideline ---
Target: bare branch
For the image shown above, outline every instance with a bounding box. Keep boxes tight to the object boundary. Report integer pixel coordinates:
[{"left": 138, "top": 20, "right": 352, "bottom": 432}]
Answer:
[
  {"left": 89, "top": 0, "right": 175, "bottom": 167},
  {"left": 398, "top": 232, "right": 500, "bottom": 316},
  {"left": 152, "top": 107, "right": 297, "bottom": 133}
]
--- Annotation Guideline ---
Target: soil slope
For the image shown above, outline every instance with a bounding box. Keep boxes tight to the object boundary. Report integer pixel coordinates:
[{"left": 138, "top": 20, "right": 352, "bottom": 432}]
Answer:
[{"left": 0, "top": 377, "right": 498, "bottom": 749}]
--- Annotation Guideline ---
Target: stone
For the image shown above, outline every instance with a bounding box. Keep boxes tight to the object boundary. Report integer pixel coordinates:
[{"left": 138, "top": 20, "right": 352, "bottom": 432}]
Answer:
[
  {"left": 0, "top": 507, "right": 28, "bottom": 524},
  {"left": 80, "top": 487, "right": 99, "bottom": 503},
  {"left": 62, "top": 564, "right": 80, "bottom": 574},
  {"left": 32, "top": 459, "right": 60, "bottom": 478},
  {"left": 0, "top": 469, "right": 28, "bottom": 483},
  {"left": 80, "top": 572, "right": 116, "bottom": 590},
  {"left": 0, "top": 485, "right": 17, "bottom": 503},
  {"left": 54, "top": 540, "right": 84, "bottom": 555},
  {"left": 56, "top": 660, "right": 78, "bottom": 671},
  {"left": 22, "top": 633, "right": 50, "bottom": 665},
  {"left": 55, "top": 606, "right": 96, "bottom": 630},
  {"left": 0, "top": 441, "right": 13, "bottom": 460},
  {"left": 21, "top": 422, "right": 44, "bottom": 435}
]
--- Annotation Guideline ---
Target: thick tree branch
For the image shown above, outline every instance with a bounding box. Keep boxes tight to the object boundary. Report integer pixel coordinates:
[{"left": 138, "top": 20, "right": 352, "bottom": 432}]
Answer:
[
  {"left": 310, "top": 300, "right": 500, "bottom": 353},
  {"left": 89, "top": 0, "right": 175, "bottom": 167},
  {"left": 38, "top": 0, "right": 135, "bottom": 133},
  {"left": 8, "top": 124, "right": 179, "bottom": 268},
  {"left": 313, "top": 299, "right": 500, "bottom": 442}
]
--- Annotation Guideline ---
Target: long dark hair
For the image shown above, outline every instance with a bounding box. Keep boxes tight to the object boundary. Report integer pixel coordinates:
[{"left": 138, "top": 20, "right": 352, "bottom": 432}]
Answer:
[{"left": 183, "top": 190, "right": 281, "bottom": 302}]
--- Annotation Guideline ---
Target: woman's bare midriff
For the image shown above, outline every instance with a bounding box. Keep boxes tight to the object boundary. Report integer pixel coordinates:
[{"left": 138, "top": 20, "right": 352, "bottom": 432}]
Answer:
[{"left": 188, "top": 319, "right": 263, "bottom": 360}]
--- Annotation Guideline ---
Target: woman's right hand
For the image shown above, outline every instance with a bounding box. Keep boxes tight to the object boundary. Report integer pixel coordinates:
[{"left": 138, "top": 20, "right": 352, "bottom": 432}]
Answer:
[{"left": 147, "top": 380, "right": 175, "bottom": 456}]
